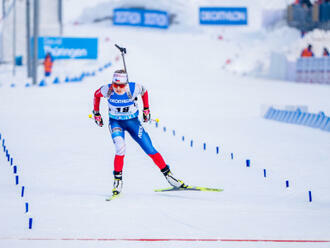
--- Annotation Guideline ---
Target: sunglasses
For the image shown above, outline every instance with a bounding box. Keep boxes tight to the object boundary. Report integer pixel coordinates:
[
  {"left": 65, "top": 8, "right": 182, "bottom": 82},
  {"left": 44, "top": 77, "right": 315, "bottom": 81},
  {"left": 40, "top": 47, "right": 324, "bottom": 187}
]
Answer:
[{"left": 112, "top": 83, "right": 126, "bottom": 88}]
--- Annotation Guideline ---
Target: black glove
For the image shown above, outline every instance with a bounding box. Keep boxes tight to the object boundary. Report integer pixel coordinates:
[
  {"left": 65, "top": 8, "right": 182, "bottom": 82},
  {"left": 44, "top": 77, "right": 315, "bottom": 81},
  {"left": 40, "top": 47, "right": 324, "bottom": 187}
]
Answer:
[
  {"left": 143, "top": 107, "right": 151, "bottom": 122},
  {"left": 93, "top": 110, "right": 103, "bottom": 127}
]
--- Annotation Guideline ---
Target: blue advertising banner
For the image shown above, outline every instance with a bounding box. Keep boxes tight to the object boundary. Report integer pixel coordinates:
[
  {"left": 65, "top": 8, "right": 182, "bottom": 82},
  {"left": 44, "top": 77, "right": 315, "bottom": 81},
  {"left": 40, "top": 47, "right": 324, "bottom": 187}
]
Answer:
[
  {"left": 113, "top": 8, "right": 169, "bottom": 29},
  {"left": 199, "top": 7, "right": 248, "bottom": 25},
  {"left": 37, "top": 37, "right": 98, "bottom": 59}
]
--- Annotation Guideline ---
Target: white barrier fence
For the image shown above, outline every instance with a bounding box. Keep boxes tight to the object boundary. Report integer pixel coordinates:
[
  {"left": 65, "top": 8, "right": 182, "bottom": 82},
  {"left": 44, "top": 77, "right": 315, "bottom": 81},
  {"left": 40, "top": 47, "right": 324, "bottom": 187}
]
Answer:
[
  {"left": 296, "top": 57, "right": 330, "bottom": 84},
  {"left": 268, "top": 54, "right": 330, "bottom": 84}
]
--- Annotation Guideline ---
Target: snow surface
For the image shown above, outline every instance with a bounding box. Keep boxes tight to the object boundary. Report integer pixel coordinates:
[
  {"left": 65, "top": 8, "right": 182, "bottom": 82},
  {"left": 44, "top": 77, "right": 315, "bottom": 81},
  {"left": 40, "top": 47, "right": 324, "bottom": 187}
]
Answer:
[{"left": 1, "top": 2, "right": 330, "bottom": 248}]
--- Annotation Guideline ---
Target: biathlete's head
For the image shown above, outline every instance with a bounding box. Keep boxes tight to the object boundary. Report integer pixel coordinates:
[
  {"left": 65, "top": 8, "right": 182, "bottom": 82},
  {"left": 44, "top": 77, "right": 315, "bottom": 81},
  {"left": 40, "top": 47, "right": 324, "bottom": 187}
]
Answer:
[{"left": 112, "top": 69, "right": 128, "bottom": 94}]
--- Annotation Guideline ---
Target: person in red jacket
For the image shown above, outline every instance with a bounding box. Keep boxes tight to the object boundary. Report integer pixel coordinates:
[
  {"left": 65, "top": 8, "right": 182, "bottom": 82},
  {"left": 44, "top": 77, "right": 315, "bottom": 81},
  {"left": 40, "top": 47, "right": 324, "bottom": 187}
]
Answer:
[
  {"left": 43, "top": 53, "right": 53, "bottom": 77},
  {"left": 301, "top": 44, "right": 314, "bottom": 57},
  {"left": 323, "top": 47, "right": 329, "bottom": 57}
]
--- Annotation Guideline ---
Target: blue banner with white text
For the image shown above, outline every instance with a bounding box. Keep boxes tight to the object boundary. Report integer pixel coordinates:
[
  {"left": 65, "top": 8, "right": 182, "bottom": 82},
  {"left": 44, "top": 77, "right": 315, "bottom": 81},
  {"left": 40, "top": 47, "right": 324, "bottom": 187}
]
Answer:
[
  {"left": 113, "top": 8, "right": 169, "bottom": 29},
  {"left": 37, "top": 37, "right": 98, "bottom": 59},
  {"left": 199, "top": 7, "right": 248, "bottom": 25}
]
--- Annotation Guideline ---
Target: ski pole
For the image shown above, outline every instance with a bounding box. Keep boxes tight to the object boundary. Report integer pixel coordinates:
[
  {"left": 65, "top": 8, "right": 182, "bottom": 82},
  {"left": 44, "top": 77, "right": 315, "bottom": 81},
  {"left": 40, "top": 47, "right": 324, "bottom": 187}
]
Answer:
[
  {"left": 115, "top": 44, "right": 129, "bottom": 81},
  {"left": 149, "top": 118, "right": 159, "bottom": 123},
  {"left": 89, "top": 114, "right": 159, "bottom": 124}
]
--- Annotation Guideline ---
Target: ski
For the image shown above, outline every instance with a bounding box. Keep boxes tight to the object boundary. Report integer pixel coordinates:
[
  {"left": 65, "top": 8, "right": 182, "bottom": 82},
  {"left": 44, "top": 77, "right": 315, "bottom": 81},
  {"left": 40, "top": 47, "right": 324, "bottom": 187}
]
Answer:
[
  {"left": 154, "top": 185, "right": 223, "bottom": 192},
  {"left": 105, "top": 193, "right": 121, "bottom": 201}
]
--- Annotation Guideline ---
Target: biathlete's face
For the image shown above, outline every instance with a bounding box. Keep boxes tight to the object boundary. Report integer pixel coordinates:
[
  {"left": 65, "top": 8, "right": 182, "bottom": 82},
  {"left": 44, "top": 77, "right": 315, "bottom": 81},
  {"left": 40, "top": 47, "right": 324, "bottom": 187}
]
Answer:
[{"left": 112, "top": 82, "right": 127, "bottom": 95}]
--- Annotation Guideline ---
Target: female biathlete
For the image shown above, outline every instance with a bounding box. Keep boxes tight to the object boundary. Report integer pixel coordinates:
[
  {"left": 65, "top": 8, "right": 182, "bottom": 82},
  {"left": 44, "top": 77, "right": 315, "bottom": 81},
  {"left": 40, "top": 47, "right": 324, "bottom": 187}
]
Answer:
[{"left": 92, "top": 69, "right": 185, "bottom": 198}]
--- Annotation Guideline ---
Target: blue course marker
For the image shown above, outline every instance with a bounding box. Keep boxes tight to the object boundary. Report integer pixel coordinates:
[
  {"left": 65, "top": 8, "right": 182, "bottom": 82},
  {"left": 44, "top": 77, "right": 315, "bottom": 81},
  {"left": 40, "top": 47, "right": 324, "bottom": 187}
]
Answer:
[
  {"left": 309, "top": 191, "right": 312, "bottom": 202},
  {"left": 182, "top": 136, "right": 185, "bottom": 141},
  {"left": 172, "top": 130, "right": 175, "bottom": 136},
  {"left": 216, "top": 146, "right": 219, "bottom": 154},
  {"left": 53, "top": 77, "right": 60, "bottom": 84},
  {"left": 25, "top": 202, "right": 29, "bottom": 213},
  {"left": 38, "top": 79, "right": 46, "bottom": 87},
  {"left": 246, "top": 160, "right": 250, "bottom": 167},
  {"left": 263, "top": 169, "right": 267, "bottom": 178},
  {"left": 29, "top": 218, "right": 33, "bottom": 229},
  {"left": 13, "top": 166, "right": 17, "bottom": 174},
  {"left": 190, "top": 140, "right": 193, "bottom": 147},
  {"left": 15, "top": 175, "right": 19, "bottom": 185},
  {"left": 231, "top": 153, "right": 234, "bottom": 160},
  {"left": 203, "top": 143, "right": 206, "bottom": 151},
  {"left": 286, "top": 180, "right": 289, "bottom": 188},
  {"left": 21, "top": 186, "right": 25, "bottom": 197}
]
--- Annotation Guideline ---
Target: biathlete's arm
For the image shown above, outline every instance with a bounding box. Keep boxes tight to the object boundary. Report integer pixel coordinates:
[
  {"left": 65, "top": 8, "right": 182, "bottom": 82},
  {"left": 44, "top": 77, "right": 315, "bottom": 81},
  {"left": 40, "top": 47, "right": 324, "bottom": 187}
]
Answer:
[
  {"left": 138, "top": 83, "right": 149, "bottom": 109},
  {"left": 142, "top": 90, "right": 149, "bottom": 109},
  {"left": 93, "top": 88, "right": 104, "bottom": 112},
  {"left": 140, "top": 85, "right": 151, "bottom": 122}
]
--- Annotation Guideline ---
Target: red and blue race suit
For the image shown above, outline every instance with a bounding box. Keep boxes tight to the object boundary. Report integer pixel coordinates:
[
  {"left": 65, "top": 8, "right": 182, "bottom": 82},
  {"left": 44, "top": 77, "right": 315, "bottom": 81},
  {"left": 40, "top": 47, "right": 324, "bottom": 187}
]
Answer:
[{"left": 93, "top": 82, "right": 167, "bottom": 173}]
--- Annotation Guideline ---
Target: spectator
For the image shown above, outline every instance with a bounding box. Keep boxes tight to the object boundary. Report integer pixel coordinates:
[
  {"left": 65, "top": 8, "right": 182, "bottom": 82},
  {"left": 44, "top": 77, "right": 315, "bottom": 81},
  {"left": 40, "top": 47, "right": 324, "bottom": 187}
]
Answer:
[
  {"left": 301, "top": 0, "right": 313, "bottom": 7},
  {"left": 301, "top": 44, "right": 314, "bottom": 57},
  {"left": 293, "top": 0, "right": 313, "bottom": 7},
  {"left": 323, "top": 47, "right": 330, "bottom": 56},
  {"left": 43, "top": 52, "right": 54, "bottom": 78}
]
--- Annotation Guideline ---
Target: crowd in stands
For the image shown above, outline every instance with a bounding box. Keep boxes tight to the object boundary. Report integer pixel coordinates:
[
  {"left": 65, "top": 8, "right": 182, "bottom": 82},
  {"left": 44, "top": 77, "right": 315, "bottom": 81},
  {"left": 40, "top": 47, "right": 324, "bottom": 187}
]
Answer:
[
  {"left": 301, "top": 44, "right": 330, "bottom": 57},
  {"left": 288, "top": 0, "right": 330, "bottom": 33},
  {"left": 295, "top": 0, "right": 330, "bottom": 7}
]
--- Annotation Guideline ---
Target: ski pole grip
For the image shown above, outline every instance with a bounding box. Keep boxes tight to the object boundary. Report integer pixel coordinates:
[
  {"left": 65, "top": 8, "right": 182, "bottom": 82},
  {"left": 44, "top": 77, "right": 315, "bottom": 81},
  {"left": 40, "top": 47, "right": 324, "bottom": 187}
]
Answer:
[{"left": 115, "top": 44, "right": 126, "bottom": 54}]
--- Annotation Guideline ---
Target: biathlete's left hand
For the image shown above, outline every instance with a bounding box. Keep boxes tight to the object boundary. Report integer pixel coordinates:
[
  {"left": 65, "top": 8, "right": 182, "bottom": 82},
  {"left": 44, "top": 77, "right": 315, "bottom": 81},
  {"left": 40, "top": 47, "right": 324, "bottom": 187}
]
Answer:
[{"left": 143, "top": 107, "right": 151, "bottom": 122}]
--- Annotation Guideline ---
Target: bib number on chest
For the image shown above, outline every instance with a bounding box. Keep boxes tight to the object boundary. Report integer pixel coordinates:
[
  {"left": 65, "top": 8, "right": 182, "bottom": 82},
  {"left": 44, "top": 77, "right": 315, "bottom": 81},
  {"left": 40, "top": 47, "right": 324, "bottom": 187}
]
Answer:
[{"left": 116, "top": 107, "right": 130, "bottom": 113}]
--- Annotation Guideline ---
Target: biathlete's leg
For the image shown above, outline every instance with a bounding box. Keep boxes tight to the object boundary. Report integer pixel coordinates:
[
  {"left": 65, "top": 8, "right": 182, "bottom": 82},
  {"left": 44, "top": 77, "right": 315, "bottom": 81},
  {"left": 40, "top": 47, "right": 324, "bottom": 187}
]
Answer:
[
  {"left": 125, "top": 118, "right": 167, "bottom": 170},
  {"left": 109, "top": 119, "right": 126, "bottom": 193},
  {"left": 126, "top": 118, "right": 185, "bottom": 187},
  {"left": 124, "top": 118, "right": 185, "bottom": 188}
]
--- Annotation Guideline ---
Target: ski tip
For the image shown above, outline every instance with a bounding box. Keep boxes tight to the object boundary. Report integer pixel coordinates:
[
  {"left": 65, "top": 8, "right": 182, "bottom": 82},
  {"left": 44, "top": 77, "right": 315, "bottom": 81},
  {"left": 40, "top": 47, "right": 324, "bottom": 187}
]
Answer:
[
  {"left": 198, "top": 188, "right": 224, "bottom": 192},
  {"left": 154, "top": 188, "right": 172, "bottom": 192},
  {"left": 154, "top": 186, "right": 224, "bottom": 192},
  {"left": 105, "top": 194, "right": 120, "bottom": 201}
]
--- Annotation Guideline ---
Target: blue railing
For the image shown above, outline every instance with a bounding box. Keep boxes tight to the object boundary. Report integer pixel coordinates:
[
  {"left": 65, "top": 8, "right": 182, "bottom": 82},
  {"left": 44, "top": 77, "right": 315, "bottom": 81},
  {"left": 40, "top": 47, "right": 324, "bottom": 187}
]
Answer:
[{"left": 264, "top": 107, "right": 330, "bottom": 132}]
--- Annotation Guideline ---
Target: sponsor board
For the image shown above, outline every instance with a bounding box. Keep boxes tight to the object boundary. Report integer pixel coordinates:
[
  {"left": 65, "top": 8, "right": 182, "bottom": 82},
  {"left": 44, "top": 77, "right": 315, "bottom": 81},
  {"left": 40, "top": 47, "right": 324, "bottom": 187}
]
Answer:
[
  {"left": 200, "top": 7, "right": 248, "bottom": 25},
  {"left": 37, "top": 37, "right": 98, "bottom": 59},
  {"left": 113, "top": 8, "right": 169, "bottom": 29}
]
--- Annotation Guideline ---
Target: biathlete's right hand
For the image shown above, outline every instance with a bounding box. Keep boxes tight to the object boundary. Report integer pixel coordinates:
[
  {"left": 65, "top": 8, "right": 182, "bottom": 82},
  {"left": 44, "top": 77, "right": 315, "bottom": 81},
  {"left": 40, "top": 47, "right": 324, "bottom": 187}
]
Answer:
[{"left": 93, "top": 110, "right": 103, "bottom": 127}]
